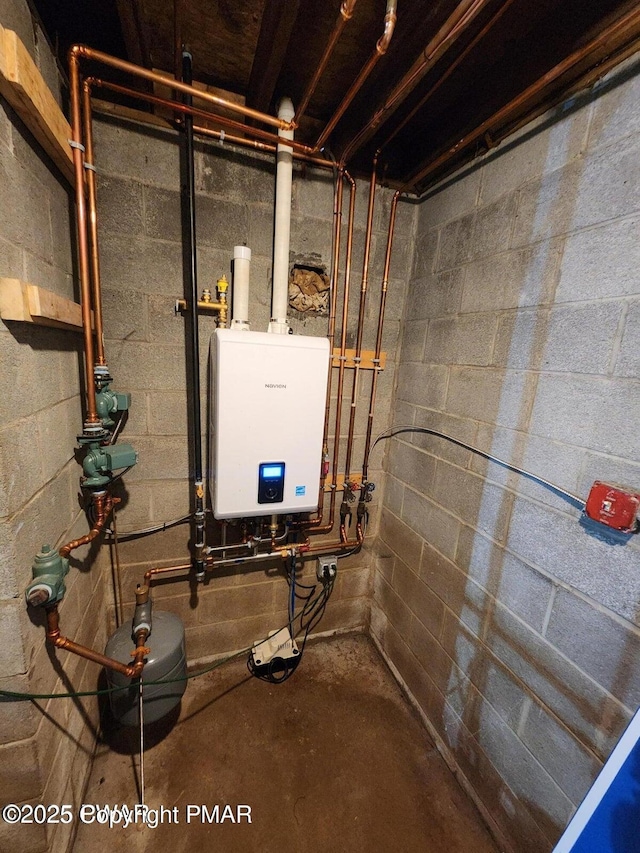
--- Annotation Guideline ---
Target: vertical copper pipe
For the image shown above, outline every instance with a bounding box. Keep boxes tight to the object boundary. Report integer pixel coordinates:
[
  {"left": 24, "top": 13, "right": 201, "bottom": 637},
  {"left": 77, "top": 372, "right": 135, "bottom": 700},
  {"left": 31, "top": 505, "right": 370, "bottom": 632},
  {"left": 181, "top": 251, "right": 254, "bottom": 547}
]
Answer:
[
  {"left": 293, "top": 0, "right": 358, "bottom": 127},
  {"left": 343, "top": 153, "right": 377, "bottom": 485},
  {"left": 69, "top": 47, "right": 99, "bottom": 426},
  {"left": 314, "top": 0, "right": 397, "bottom": 151},
  {"left": 362, "top": 190, "right": 399, "bottom": 482},
  {"left": 302, "top": 169, "right": 356, "bottom": 533},
  {"left": 82, "top": 81, "right": 106, "bottom": 367}
]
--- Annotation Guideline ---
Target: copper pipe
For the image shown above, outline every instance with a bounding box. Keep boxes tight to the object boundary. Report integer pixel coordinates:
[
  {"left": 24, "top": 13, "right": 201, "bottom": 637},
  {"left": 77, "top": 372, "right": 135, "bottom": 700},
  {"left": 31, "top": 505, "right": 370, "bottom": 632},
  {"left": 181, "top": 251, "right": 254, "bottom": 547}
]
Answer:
[
  {"left": 302, "top": 168, "right": 356, "bottom": 533},
  {"left": 87, "top": 77, "right": 316, "bottom": 157},
  {"left": 314, "top": 0, "right": 397, "bottom": 151},
  {"left": 71, "top": 44, "right": 290, "bottom": 131},
  {"left": 379, "top": 0, "right": 517, "bottom": 152},
  {"left": 82, "top": 81, "right": 106, "bottom": 367},
  {"left": 293, "top": 0, "right": 359, "bottom": 127},
  {"left": 343, "top": 153, "right": 377, "bottom": 485},
  {"left": 405, "top": 3, "right": 640, "bottom": 191},
  {"left": 59, "top": 492, "right": 116, "bottom": 558},
  {"left": 362, "top": 190, "right": 399, "bottom": 482},
  {"left": 192, "top": 124, "right": 334, "bottom": 169},
  {"left": 68, "top": 49, "right": 99, "bottom": 426},
  {"left": 46, "top": 605, "right": 148, "bottom": 678},
  {"left": 342, "top": 0, "right": 492, "bottom": 162}
]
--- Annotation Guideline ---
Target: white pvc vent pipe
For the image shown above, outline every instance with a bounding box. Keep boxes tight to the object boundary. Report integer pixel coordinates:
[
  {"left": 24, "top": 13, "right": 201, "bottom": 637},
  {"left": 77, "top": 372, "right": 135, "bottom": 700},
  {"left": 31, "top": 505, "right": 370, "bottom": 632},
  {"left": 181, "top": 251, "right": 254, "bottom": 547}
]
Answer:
[
  {"left": 231, "top": 244, "right": 251, "bottom": 330},
  {"left": 268, "top": 96, "right": 294, "bottom": 334}
]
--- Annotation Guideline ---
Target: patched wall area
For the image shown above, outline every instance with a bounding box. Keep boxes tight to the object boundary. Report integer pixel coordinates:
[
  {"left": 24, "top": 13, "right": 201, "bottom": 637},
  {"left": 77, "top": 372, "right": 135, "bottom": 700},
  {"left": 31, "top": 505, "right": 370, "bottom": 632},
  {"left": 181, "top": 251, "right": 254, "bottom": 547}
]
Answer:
[{"left": 372, "top": 55, "right": 640, "bottom": 853}]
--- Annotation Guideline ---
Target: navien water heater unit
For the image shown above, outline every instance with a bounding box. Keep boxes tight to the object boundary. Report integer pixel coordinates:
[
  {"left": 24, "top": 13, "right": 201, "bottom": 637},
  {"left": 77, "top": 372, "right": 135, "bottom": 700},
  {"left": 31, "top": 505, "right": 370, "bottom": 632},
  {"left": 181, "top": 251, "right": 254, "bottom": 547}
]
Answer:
[{"left": 210, "top": 329, "right": 330, "bottom": 519}]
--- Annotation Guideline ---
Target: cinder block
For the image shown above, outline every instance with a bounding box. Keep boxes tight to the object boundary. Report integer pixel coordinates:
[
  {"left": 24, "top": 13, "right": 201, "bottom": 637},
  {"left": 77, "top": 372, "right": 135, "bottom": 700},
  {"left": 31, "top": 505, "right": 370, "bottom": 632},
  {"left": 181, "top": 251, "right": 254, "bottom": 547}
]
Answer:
[
  {"left": 461, "top": 240, "right": 562, "bottom": 313},
  {"left": 406, "top": 268, "right": 465, "bottom": 321},
  {"left": 578, "top": 451, "right": 640, "bottom": 500},
  {"left": 337, "top": 565, "right": 370, "bottom": 600},
  {"left": 573, "top": 134, "right": 640, "bottom": 231},
  {"left": 411, "top": 225, "right": 438, "bottom": 279},
  {"left": 546, "top": 588, "right": 640, "bottom": 709},
  {"left": 469, "top": 194, "right": 518, "bottom": 262},
  {"left": 557, "top": 216, "right": 640, "bottom": 303},
  {"left": 425, "top": 313, "right": 497, "bottom": 366},
  {"left": 96, "top": 175, "right": 144, "bottom": 238},
  {"left": 456, "top": 527, "right": 553, "bottom": 633},
  {"left": 588, "top": 55, "right": 640, "bottom": 151},
  {"left": 520, "top": 699, "right": 601, "bottom": 805},
  {"left": 373, "top": 572, "right": 413, "bottom": 637},
  {"left": 0, "top": 674, "right": 39, "bottom": 744},
  {"left": 0, "top": 0, "right": 36, "bottom": 58},
  {"left": 395, "top": 361, "right": 448, "bottom": 409},
  {"left": 247, "top": 204, "right": 275, "bottom": 258},
  {"left": 508, "top": 495, "right": 640, "bottom": 622},
  {"left": 406, "top": 615, "right": 452, "bottom": 691},
  {"left": 379, "top": 509, "right": 423, "bottom": 569},
  {"left": 511, "top": 158, "right": 584, "bottom": 248},
  {"left": 95, "top": 117, "right": 180, "bottom": 189},
  {"left": 615, "top": 299, "right": 640, "bottom": 378},
  {"left": 446, "top": 366, "right": 536, "bottom": 429},
  {"left": 196, "top": 194, "right": 249, "bottom": 250},
  {"left": 437, "top": 212, "right": 475, "bottom": 270},
  {"left": 382, "top": 475, "right": 404, "bottom": 517},
  {"left": 99, "top": 234, "right": 184, "bottom": 295},
  {"left": 418, "top": 168, "right": 480, "bottom": 228},
  {"left": 101, "top": 288, "right": 148, "bottom": 342},
  {"left": 479, "top": 601, "right": 631, "bottom": 759},
  {"left": 22, "top": 254, "right": 74, "bottom": 302},
  {"left": 387, "top": 440, "right": 436, "bottom": 496},
  {"left": 0, "top": 415, "right": 44, "bottom": 518},
  {"left": 107, "top": 342, "right": 186, "bottom": 392},
  {"left": 36, "top": 396, "right": 81, "bottom": 485},
  {"left": 529, "top": 372, "right": 640, "bottom": 462},
  {"left": 0, "top": 737, "right": 42, "bottom": 804},
  {"left": 401, "top": 488, "right": 460, "bottom": 560},
  {"left": 294, "top": 167, "right": 333, "bottom": 219},
  {"left": 0, "top": 145, "right": 55, "bottom": 263},
  {"left": 479, "top": 104, "right": 590, "bottom": 206},
  {"left": 542, "top": 301, "right": 623, "bottom": 374},
  {"left": 197, "top": 144, "right": 274, "bottom": 206},
  {"left": 393, "top": 558, "right": 445, "bottom": 637},
  {"left": 492, "top": 308, "right": 550, "bottom": 371}
]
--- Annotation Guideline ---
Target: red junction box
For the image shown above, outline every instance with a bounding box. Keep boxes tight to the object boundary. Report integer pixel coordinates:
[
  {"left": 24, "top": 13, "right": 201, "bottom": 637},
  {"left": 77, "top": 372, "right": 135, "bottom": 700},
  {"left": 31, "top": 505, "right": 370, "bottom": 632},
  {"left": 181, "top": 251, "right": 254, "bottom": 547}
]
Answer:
[{"left": 585, "top": 482, "right": 640, "bottom": 533}]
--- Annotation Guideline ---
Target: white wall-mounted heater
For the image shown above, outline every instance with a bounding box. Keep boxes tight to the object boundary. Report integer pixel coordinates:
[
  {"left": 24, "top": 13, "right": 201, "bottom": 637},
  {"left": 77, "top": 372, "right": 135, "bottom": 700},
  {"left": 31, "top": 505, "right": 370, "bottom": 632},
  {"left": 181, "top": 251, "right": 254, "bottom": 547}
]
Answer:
[{"left": 209, "top": 328, "right": 330, "bottom": 519}]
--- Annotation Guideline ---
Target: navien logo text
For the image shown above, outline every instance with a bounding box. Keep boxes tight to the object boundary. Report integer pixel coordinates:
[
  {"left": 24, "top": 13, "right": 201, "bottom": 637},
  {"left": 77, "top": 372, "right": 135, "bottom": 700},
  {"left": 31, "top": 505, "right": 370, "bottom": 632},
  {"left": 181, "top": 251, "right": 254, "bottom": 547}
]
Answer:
[{"left": 264, "top": 383, "right": 287, "bottom": 389}]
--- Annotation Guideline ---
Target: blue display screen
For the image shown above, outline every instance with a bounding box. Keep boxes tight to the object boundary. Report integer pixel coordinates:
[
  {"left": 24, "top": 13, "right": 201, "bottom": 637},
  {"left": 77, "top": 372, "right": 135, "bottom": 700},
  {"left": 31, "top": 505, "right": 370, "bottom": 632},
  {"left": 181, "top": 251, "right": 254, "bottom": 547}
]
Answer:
[{"left": 261, "top": 465, "right": 283, "bottom": 479}]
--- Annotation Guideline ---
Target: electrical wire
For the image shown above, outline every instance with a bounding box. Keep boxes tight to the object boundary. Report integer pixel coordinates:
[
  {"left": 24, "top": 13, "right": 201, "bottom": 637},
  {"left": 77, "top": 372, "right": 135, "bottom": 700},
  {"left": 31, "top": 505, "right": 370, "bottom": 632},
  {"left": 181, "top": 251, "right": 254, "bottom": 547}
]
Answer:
[
  {"left": 368, "top": 425, "right": 586, "bottom": 509},
  {"left": 0, "top": 581, "right": 335, "bottom": 702}
]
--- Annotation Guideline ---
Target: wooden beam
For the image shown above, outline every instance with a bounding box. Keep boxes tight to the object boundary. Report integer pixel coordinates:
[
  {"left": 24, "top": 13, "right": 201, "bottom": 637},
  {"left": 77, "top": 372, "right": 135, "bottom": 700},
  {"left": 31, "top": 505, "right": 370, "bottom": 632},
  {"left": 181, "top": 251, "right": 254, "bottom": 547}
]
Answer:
[
  {"left": 0, "top": 25, "right": 74, "bottom": 184},
  {"left": 246, "top": 0, "right": 300, "bottom": 115},
  {"left": 115, "top": 0, "right": 150, "bottom": 68},
  {"left": 0, "top": 278, "right": 92, "bottom": 331}
]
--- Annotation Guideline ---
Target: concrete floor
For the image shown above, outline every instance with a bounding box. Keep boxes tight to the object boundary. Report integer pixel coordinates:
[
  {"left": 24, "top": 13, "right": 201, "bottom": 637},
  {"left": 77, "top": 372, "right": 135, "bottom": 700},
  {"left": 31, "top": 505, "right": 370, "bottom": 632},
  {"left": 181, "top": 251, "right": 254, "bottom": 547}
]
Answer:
[{"left": 74, "top": 634, "right": 500, "bottom": 853}]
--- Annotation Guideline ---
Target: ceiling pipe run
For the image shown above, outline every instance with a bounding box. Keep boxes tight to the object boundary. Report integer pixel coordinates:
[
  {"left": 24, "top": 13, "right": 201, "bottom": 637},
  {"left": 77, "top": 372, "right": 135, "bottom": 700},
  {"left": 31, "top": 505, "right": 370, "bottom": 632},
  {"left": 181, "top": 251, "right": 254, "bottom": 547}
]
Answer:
[
  {"left": 269, "top": 96, "right": 295, "bottom": 335},
  {"left": 341, "top": 0, "right": 497, "bottom": 162},
  {"left": 314, "top": 0, "right": 397, "bottom": 152}
]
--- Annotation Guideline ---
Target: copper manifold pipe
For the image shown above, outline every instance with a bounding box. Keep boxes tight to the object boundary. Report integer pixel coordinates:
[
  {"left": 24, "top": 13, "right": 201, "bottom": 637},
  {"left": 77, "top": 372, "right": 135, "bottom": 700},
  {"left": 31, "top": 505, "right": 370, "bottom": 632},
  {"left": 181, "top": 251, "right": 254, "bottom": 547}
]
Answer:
[
  {"left": 59, "top": 492, "right": 117, "bottom": 558},
  {"left": 361, "top": 190, "right": 400, "bottom": 483},
  {"left": 82, "top": 81, "right": 106, "bottom": 367},
  {"left": 342, "top": 0, "right": 492, "bottom": 162},
  {"left": 46, "top": 605, "right": 148, "bottom": 678},
  {"left": 192, "top": 123, "right": 333, "bottom": 169},
  {"left": 315, "top": 0, "right": 397, "bottom": 151},
  {"left": 293, "top": 0, "right": 359, "bottom": 127},
  {"left": 343, "top": 153, "right": 377, "bottom": 489},
  {"left": 69, "top": 50, "right": 99, "bottom": 427}
]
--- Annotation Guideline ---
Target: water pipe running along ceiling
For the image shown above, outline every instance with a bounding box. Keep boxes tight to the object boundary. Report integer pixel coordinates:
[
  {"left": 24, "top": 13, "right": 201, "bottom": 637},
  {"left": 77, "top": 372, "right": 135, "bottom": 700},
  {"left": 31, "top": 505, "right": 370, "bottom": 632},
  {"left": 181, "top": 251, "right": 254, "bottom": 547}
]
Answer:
[{"left": 33, "top": 0, "right": 640, "bottom": 193}]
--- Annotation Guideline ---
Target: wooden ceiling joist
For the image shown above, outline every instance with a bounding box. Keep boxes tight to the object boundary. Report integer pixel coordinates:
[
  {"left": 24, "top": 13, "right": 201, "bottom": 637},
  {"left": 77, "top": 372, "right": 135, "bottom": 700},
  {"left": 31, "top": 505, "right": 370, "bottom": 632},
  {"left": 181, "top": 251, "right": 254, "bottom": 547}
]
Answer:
[{"left": 246, "top": 0, "right": 301, "bottom": 115}]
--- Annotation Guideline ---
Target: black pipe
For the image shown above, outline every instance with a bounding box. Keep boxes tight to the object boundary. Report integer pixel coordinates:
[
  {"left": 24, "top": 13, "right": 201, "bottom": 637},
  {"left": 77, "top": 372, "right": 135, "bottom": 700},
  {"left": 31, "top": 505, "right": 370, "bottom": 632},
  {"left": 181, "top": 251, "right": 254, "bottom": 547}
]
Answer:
[{"left": 181, "top": 49, "right": 206, "bottom": 581}]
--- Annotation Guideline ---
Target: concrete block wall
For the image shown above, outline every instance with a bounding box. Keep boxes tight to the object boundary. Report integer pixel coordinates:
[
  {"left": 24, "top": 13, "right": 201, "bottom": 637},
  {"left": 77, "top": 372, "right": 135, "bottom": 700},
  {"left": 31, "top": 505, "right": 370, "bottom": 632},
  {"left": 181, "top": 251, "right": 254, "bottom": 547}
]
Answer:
[
  {"left": 372, "top": 55, "right": 640, "bottom": 852},
  {"left": 92, "top": 114, "right": 407, "bottom": 661},
  {"left": 0, "top": 3, "right": 109, "bottom": 852}
]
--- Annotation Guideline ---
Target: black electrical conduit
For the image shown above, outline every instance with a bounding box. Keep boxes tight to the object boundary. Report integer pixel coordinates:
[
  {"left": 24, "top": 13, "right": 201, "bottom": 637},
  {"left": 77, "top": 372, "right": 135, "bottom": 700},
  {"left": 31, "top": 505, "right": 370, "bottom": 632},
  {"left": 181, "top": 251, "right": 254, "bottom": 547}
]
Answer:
[
  {"left": 369, "top": 426, "right": 585, "bottom": 510},
  {"left": 181, "top": 49, "right": 206, "bottom": 581}
]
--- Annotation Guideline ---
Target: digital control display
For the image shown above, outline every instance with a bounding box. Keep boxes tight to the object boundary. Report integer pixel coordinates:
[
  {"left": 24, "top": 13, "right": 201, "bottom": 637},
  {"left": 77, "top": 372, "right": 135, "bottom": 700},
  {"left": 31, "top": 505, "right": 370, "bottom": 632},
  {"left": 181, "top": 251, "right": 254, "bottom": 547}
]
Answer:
[{"left": 258, "top": 462, "right": 285, "bottom": 504}]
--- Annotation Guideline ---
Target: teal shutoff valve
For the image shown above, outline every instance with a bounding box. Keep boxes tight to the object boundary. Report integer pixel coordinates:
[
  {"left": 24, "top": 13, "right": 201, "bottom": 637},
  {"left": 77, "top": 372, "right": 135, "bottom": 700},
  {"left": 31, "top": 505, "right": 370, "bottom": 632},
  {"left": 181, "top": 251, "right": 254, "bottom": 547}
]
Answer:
[
  {"left": 25, "top": 545, "right": 69, "bottom": 607},
  {"left": 94, "top": 366, "right": 130, "bottom": 429},
  {"left": 82, "top": 442, "right": 138, "bottom": 488}
]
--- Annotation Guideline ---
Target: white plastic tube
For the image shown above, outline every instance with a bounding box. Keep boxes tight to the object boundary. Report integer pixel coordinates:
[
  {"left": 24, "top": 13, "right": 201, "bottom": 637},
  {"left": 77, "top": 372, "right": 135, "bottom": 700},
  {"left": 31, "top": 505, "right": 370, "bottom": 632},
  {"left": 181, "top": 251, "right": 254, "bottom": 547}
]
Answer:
[
  {"left": 231, "top": 244, "right": 251, "bottom": 329},
  {"left": 269, "top": 97, "right": 294, "bottom": 334}
]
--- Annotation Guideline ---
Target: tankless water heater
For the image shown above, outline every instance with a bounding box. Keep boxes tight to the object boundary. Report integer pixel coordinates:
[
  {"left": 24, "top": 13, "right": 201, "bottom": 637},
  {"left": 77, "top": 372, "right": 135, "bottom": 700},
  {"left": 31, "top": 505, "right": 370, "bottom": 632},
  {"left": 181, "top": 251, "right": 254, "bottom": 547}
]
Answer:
[{"left": 209, "top": 329, "right": 330, "bottom": 519}]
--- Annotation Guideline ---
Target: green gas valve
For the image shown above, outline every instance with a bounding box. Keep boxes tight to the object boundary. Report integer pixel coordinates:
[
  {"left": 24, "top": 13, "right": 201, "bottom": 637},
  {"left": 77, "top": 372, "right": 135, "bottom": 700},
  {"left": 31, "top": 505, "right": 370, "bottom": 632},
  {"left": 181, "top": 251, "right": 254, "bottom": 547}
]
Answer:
[
  {"left": 82, "top": 442, "right": 138, "bottom": 488},
  {"left": 25, "top": 545, "right": 69, "bottom": 607}
]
